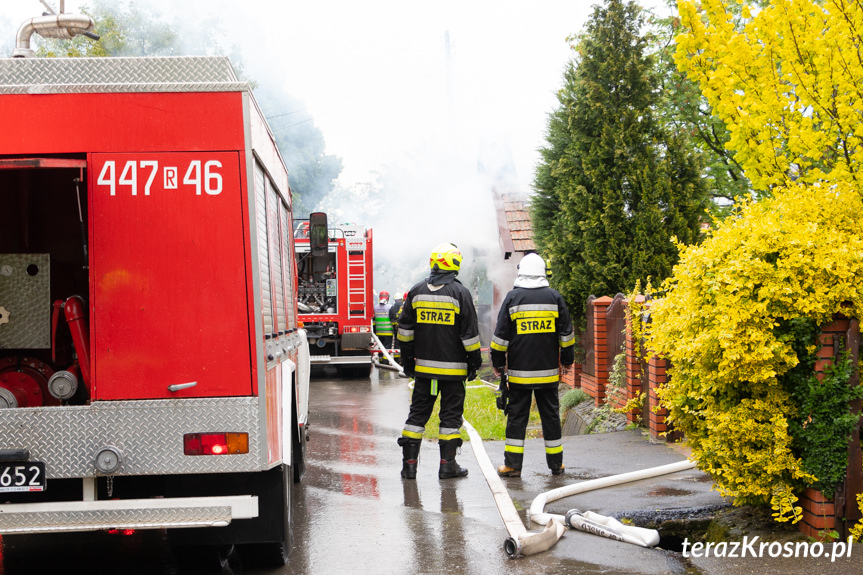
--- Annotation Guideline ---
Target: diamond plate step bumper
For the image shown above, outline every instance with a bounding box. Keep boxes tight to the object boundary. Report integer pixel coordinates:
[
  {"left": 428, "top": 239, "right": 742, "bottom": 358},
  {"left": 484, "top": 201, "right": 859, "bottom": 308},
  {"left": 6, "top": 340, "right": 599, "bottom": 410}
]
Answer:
[
  {"left": 0, "top": 398, "right": 263, "bottom": 478},
  {"left": 0, "top": 495, "right": 258, "bottom": 534},
  {"left": 309, "top": 354, "right": 371, "bottom": 365}
]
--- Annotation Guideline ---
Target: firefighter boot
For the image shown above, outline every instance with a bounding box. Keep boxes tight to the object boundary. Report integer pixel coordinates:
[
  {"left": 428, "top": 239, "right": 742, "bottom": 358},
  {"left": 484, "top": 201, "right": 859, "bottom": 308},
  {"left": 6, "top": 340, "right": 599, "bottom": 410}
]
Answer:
[
  {"left": 397, "top": 437, "right": 421, "bottom": 480},
  {"left": 497, "top": 465, "right": 521, "bottom": 478},
  {"left": 438, "top": 439, "right": 468, "bottom": 479}
]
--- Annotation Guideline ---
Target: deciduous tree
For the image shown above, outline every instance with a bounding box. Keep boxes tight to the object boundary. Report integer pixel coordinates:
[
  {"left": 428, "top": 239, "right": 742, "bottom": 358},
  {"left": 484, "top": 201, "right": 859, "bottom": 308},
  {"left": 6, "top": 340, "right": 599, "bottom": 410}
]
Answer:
[
  {"left": 676, "top": 0, "right": 863, "bottom": 192},
  {"left": 649, "top": 2, "right": 752, "bottom": 215}
]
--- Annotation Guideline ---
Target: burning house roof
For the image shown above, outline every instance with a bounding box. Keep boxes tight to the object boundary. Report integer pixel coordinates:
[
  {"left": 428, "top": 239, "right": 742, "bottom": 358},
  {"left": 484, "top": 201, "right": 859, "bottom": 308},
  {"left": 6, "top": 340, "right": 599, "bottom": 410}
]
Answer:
[{"left": 494, "top": 191, "right": 535, "bottom": 260}]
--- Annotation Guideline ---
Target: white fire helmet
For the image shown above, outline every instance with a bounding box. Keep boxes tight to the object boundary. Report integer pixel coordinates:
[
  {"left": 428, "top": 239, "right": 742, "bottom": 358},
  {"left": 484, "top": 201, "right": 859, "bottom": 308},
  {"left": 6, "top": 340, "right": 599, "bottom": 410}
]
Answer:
[{"left": 517, "top": 253, "right": 546, "bottom": 277}]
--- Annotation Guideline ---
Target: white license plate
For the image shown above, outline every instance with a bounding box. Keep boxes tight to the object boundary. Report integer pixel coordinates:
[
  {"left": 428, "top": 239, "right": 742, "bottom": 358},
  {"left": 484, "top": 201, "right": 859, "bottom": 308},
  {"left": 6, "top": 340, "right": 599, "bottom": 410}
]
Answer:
[{"left": 0, "top": 461, "right": 46, "bottom": 492}]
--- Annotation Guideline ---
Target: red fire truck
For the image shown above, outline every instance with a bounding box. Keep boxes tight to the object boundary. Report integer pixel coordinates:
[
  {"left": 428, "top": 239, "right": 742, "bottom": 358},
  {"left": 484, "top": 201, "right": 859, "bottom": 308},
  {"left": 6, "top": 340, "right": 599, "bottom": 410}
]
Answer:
[
  {"left": 293, "top": 213, "right": 377, "bottom": 372},
  {"left": 0, "top": 16, "right": 308, "bottom": 566}
]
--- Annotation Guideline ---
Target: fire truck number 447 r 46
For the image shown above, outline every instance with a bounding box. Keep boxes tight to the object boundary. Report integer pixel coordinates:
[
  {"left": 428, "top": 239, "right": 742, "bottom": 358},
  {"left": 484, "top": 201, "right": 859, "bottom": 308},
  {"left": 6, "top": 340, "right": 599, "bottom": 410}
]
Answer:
[{"left": 0, "top": 43, "right": 310, "bottom": 568}]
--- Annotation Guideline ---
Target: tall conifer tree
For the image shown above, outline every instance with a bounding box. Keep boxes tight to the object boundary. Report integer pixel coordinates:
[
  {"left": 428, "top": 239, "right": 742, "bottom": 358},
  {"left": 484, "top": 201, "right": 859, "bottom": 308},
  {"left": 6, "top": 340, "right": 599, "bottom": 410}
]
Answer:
[{"left": 532, "top": 0, "right": 706, "bottom": 312}]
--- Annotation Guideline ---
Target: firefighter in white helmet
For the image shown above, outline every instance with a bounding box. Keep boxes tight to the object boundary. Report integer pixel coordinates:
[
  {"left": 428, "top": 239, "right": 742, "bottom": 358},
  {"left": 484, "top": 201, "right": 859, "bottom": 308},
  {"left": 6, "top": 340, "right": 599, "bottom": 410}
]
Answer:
[
  {"left": 397, "top": 243, "right": 481, "bottom": 480},
  {"left": 491, "top": 253, "right": 574, "bottom": 477}
]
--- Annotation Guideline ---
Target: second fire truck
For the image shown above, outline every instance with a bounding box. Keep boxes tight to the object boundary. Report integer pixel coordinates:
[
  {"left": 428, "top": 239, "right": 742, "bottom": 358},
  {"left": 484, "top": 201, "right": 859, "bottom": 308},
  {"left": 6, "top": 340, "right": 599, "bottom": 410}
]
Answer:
[{"left": 293, "top": 213, "right": 378, "bottom": 373}]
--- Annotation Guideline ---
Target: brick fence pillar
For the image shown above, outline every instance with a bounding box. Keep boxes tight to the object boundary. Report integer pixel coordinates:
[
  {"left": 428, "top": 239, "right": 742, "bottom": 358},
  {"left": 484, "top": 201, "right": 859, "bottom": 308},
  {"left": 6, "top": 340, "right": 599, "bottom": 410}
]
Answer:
[
  {"left": 798, "top": 315, "right": 861, "bottom": 538},
  {"left": 815, "top": 317, "right": 850, "bottom": 379},
  {"left": 647, "top": 354, "right": 681, "bottom": 442},
  {"left": 591, "top": 296, "right": 613, "bottom": 407},
  {"left": 560, "top": 361, "right": 583, "bottom": 388},
  {"left": 799, "top": 488, "right": 836, "bottom": 539},
  {"left": 560, "top": 329, "right": 583, "bottom": 389}
]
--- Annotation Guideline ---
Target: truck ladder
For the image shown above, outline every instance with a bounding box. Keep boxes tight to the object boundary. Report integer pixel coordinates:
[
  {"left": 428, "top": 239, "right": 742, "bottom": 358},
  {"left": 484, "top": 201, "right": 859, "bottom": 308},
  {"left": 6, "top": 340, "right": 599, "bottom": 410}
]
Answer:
[{"left": 347, "top": 251, "right": 367, "bottom": 316}]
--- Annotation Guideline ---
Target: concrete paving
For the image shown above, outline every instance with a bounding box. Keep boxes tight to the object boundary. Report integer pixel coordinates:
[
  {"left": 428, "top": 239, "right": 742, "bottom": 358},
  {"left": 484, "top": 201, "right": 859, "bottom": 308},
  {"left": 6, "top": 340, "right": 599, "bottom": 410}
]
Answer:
[
  {"left": 363, "top": 372, "right": 863, "bottom": 575},
  {"left": 482, "top": 424, "right": 728, "bottom": 574},
  {"left": 281, "top": 372, "right": 717, "bottom": 574},
  {"left": 494, "top": 429, "right": 863, "bottom": 574}
]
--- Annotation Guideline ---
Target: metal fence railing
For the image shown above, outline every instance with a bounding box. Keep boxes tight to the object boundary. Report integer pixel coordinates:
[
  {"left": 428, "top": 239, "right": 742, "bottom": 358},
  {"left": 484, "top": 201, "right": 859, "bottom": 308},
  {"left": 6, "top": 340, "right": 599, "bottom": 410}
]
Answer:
[
  {"left": 605, "top": 293, "right": 627, "bottom": 375},
  {"left": 582, "top": 295, "right": 596, "bottom": 377}
]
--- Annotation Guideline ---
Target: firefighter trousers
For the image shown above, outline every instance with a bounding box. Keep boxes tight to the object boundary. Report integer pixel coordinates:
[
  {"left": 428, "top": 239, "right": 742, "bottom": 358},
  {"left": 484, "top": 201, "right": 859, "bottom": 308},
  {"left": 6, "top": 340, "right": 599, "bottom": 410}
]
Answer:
[
  {"left": 503, "top": 386, "right": 563, "bottom": 471},
  {"left": 401, "top": 377, "right": 466, "bottom": 442}
]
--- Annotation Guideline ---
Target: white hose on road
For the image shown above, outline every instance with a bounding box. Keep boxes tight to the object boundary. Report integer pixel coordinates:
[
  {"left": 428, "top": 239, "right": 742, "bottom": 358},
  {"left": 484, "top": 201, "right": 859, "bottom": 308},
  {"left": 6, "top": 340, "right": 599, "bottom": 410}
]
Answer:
[
  {"left": 528, "top": 459, "right": 696, "bottom": 547},
  {"left": 565, "top": 509, "right": 661, "bottom": 547},
  {"left": 462, "top": 419, "right": 566, "bottom": 558},
  {"left": 416, "top": 379, "right": 697, "bottom": 555}
]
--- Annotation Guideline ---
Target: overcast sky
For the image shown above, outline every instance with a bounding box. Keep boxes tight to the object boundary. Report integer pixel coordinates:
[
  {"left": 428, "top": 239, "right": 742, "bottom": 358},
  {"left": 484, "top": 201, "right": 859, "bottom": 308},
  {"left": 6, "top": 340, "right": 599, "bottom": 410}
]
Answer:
[{"left": 1, "top": 0, "right": 671, "bottom": 294}]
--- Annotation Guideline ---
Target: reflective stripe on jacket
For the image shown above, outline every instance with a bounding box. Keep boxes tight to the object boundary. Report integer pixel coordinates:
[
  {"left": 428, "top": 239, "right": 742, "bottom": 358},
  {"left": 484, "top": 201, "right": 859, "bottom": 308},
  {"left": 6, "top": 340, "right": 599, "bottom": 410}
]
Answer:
[
  {"left": 374, "top": 303, "right": 393, "bottom": 336},
  {"left": 490, "top": 286, "right": 574, "bottom": 388},
  {"left": 397, "top": 278, "right": 481, "bottom": 381}
]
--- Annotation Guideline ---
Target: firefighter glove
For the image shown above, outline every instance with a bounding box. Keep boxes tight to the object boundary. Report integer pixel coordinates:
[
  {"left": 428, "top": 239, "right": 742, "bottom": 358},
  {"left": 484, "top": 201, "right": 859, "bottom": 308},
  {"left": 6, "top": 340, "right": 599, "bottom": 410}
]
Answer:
[
  {"left": 496, "top": 375, "right": 509, "bottom": 414},
  {"left": 401, "top": 354, "right": 416, "bottom": 377}
]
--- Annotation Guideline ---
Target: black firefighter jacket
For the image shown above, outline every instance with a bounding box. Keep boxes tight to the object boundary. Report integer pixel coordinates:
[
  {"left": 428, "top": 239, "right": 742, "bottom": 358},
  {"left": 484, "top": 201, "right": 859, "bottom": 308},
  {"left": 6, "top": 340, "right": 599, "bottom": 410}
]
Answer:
[
  {"left": 490, "top": 286, "right": 575, "bottom": 388},
  {"left": 397, "top": 278, "right": 482, "bottom": 381}
]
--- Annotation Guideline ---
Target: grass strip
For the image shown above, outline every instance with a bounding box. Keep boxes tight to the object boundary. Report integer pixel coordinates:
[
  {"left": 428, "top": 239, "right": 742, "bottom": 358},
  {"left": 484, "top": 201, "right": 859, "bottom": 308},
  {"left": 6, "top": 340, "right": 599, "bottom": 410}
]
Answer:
[{"left": 421, "top": 382, "right": 541, "bottom": 441}]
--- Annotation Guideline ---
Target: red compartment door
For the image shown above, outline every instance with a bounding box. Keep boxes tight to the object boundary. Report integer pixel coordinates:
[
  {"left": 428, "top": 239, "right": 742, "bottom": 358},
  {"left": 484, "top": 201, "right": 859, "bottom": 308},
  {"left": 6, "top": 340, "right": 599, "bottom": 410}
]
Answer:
[{"left": 90, "top": 152, "right": 252, "bottom": 400}]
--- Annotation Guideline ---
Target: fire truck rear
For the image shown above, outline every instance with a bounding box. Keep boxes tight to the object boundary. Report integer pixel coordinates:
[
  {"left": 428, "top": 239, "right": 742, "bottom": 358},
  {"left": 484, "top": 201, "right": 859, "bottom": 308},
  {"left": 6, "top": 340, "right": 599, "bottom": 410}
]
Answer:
[
  {"left": 293, "top": 213, "right": 378, "bottom": 372},
  {"left": 0, "top": 15, "right": 308, "bottom": 566}
]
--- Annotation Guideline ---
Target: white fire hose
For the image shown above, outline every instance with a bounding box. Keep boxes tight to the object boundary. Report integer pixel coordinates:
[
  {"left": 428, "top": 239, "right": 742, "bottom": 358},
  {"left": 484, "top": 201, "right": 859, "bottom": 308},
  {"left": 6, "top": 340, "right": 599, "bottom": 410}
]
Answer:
[
  {"left": 406, "top": 378, "right": 697, "bottom": 557},
  {"left": 564, "top": 509, "right": 660, "bottom": 547},
  {"left": 462, "top": 418, "right": 565, "bottom": 557},
  {"left": 466, "top": 420, "right": 696, "bottom": 556},
  {"left": 527, "top": 458, "right": 696, "bottom": 533},
  {"left": 370, "top": 332, "right": 403, "bottom": 374},
  {"left": 459, "top": 380, "right": 697, "bottom": 557}
]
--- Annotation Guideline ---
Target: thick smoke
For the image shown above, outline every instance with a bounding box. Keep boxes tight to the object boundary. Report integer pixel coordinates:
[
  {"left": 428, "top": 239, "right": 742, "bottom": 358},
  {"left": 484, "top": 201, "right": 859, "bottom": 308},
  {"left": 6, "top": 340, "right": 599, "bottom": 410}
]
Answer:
[{"left": 312, "top": 119, "right": 519, "bottom": 302}]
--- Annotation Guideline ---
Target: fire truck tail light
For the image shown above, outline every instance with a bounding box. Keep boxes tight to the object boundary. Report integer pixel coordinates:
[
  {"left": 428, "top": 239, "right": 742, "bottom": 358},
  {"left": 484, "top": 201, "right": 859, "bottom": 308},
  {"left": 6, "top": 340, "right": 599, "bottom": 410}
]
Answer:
[
  {"left": 343, "top": 326, "right": 371, "bottom": 333},
  {"left": 183, "top": 432, "right": 249, "bottom": 456}
]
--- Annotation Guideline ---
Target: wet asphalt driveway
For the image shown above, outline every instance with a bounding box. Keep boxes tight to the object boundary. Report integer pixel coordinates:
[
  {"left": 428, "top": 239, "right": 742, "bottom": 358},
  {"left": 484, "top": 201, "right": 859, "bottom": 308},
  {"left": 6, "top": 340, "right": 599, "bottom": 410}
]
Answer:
[
  {"left": 285, "top": 373, "right": 863, "bottom": 575},
  {"left": 281, "top": 372, "right": 710, "bottom": 575},
  {"left": 282, "top": 372, "right": 600, "bottom": 574}
]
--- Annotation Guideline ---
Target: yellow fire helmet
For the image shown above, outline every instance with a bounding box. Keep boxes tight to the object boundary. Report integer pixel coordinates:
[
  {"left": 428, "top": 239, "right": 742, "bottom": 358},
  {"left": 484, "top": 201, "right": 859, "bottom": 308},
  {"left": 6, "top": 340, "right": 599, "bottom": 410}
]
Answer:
[{"left": 429, "top": 242, "right": 462, "bottom": 272}]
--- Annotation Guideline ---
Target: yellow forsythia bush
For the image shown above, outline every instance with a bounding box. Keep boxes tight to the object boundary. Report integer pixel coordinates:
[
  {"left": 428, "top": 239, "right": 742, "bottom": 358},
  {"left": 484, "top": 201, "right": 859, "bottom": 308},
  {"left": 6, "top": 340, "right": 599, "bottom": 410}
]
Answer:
[
  {"left": 671, "top": 0, "right": 863, "bottom": 530},
  {"left": 648, "top": 182, "right": 863, "bottom": 516},
  {"left": 852, "top": 493, "right": 863, "bottom": 541}
]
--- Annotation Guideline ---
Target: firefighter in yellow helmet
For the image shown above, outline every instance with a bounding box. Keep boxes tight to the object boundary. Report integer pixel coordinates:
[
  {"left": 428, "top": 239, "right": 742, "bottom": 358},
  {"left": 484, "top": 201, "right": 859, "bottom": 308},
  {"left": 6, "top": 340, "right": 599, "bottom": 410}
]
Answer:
[{"left": 396, "top": 243, "right": 481, "bottom": 480}]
